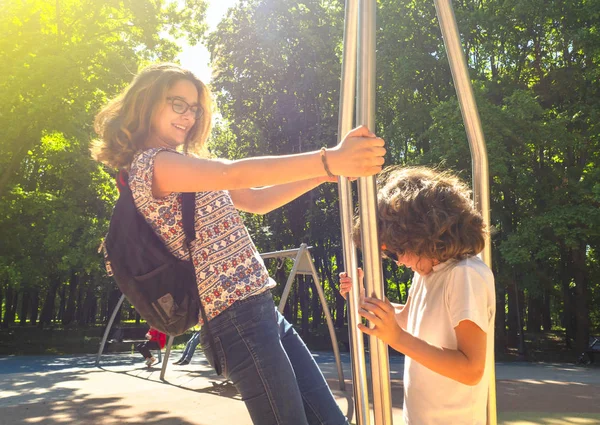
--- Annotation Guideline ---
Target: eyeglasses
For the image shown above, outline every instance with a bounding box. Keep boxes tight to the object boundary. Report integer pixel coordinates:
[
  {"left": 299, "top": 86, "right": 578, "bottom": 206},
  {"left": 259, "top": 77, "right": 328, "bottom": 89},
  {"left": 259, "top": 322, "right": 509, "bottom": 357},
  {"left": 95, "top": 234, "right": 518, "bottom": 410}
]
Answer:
[{"left": 166, "top": 97, "right": 203, "bottom": 120}]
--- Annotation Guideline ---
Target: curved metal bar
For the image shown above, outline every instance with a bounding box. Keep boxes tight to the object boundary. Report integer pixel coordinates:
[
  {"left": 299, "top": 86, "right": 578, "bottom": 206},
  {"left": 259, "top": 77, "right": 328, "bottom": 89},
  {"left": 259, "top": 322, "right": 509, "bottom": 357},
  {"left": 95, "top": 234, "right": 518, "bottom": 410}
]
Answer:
[
  {"left": 160, "top": 335, "right": 175, "bottom": 380},
  {"left": 337, "top": 0, "right": 370, "bottom": 422},
  {"left": 275, "top": 249, "right": 303, "bottom": 313},
  {"left": 96, "top": 293, "right": 126, "bottom": 366},
  {"left": 261, "top": 247, "right": 304, "bottom": 259},
  {"left": 433, "top": 1, "right": 496, "bottom": 424},
  {"left": 356, "top": 0, "right": 393, "bottom": 423},
  {"left": 265, "top": 244, "right": 345, "bottom": 390},
  {"left": 306, "top": 253, "right": 346, "bottom": 391}
]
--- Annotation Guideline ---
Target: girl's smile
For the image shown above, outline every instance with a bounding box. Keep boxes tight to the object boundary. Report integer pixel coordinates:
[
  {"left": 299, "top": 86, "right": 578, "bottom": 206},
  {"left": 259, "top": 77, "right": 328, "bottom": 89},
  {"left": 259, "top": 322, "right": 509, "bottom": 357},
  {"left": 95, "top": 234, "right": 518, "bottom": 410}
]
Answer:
[{"left": 147, "top": 79, "right": 199, "bottom": 149}]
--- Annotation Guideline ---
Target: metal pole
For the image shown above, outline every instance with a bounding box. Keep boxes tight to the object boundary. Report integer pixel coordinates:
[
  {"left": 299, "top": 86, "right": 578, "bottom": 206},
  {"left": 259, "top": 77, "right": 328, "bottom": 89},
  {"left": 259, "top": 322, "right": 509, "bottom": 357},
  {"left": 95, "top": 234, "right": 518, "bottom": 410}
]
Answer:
[
  {"left": 261, "top": 247, "right": 303, "bottom": 260},
  {"left": 277, "top": 247, "right": 304, "bottom": 313},
  {"left": 337, "top": 0, "right": 370, "bottom": 422},
  {"left": 306, "top": 253, "right": 346, "bottom": 391},
  {"left": 96, "top": 293, "right": 126, "bottom": 366},
  {"left": 433, "top": 1, "right": 496, "bottom": 424},
  {"left": 357, "top": 0, "right": 393, "bottom": 424},
  {"left": 263, "top": 245, "right": 345, "bottom": 390},
  {"left": 160, "top": 335, "right": 175, "bottom": 380}
]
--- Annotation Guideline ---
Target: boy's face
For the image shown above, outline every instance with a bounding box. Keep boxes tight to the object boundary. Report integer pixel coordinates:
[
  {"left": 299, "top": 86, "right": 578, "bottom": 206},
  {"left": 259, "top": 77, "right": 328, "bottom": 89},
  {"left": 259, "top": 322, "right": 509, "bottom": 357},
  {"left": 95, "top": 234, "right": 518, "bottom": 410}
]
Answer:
[
  {"left": 148, "top": 78, "right": 200, "bottom": 149},
  {"left": 395, "top": 252, "right": 437, "bottom": 276}
]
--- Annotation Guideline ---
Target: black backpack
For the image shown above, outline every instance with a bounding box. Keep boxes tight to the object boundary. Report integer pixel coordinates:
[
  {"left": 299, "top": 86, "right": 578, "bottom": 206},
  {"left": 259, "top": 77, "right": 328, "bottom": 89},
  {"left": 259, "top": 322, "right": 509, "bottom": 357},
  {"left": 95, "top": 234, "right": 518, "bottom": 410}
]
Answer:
[{"left": 102, "top": 169, "right": 204, "bottom": 336}]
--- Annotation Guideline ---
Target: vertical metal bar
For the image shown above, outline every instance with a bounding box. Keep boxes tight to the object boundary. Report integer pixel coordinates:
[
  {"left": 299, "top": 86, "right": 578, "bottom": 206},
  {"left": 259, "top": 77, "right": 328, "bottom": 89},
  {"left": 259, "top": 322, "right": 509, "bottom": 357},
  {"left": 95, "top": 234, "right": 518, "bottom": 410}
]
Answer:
[
  {"left": 160, "top": 335, "right": 175, "bottom": 380},
  {"left": 357, "top": 0, "right": 393, "bottom": 424},
  {"left": 96, "top": 293, "right": 126, "bottom": 366},
  {"left": 277, "top": 248, "right": 303, "bottom": 313},
  {"left": 433, "top": 1, "right": 496, "bottom": 424},
  {"left": 337, "top": 0, "right": 370, "bottom": 422},
  {"left": 306, "top": 252, "right": 346, "bottom": 391}
]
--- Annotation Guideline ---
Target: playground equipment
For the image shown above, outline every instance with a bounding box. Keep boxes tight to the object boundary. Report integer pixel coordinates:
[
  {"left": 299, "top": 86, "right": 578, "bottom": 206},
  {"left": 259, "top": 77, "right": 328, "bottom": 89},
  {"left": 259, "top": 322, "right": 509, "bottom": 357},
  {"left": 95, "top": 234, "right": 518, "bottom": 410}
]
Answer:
[
  {"left": 337, "top": 0, "right": 496, "bottom": 424},
  {"left": 97, "top": 1, "right": 496, "bottom": 422}
]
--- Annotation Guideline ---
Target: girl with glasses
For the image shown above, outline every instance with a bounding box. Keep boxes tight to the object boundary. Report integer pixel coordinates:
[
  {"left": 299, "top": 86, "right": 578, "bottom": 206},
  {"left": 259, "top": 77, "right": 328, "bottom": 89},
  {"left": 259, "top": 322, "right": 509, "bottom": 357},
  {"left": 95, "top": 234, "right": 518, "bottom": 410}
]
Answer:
[{"left": 92, "top": 62, "right": 386, "bottom": 425}]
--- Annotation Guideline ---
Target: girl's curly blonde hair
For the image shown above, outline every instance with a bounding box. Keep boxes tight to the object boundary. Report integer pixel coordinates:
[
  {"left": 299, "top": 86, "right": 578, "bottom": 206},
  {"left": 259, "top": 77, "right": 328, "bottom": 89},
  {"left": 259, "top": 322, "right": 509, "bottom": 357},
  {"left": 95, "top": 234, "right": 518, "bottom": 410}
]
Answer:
[
  {"left": 91, "top": 63, "right": 212, "bottom": 169},
  {"left": 353, "top": 166, "right": 486, "bottom": 263}
]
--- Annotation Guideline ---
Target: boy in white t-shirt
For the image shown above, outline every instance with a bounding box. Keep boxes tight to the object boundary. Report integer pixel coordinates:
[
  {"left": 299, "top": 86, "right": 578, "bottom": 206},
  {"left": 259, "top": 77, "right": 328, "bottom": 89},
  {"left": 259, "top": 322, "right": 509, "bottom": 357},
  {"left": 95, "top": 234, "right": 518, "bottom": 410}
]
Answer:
[{"left": 340, "top": 166, "right": 495, "bottom": 425}]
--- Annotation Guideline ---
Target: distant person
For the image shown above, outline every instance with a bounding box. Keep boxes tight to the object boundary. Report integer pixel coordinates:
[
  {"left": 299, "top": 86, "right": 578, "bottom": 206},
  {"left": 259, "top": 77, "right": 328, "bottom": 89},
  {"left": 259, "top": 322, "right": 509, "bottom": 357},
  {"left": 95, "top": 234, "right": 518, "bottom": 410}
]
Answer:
[
  {"left": 173, "top": 330, "right": 200, "bottom": 365},
  {"left": 137, "top": 326, "right": 166, "bottom": 367}
]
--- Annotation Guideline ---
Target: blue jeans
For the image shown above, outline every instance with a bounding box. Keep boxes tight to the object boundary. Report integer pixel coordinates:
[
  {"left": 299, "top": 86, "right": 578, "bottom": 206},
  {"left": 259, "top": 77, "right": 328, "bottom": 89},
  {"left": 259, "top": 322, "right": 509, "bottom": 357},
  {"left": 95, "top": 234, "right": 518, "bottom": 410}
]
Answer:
[
  {"left": 179, "top": 330, "right": 201, "bottom": 362},
  {"left": 201, "top": 291, "right": 348, "bottom": 425}
]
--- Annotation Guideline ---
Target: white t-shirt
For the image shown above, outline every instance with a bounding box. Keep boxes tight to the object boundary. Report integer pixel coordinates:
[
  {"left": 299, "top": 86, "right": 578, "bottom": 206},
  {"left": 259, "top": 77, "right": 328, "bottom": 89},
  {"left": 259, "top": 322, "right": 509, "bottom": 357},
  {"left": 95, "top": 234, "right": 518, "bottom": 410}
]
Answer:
[{"left": 402, "top": 256, "right": 495, "bottom": 425}]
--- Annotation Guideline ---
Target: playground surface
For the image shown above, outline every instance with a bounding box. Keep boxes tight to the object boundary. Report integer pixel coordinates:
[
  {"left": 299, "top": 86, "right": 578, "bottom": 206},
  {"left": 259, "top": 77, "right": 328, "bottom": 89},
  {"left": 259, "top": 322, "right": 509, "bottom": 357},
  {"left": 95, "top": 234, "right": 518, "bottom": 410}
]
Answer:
[{"left": 1, "top": 351, "right": 599, "bottom": 425}]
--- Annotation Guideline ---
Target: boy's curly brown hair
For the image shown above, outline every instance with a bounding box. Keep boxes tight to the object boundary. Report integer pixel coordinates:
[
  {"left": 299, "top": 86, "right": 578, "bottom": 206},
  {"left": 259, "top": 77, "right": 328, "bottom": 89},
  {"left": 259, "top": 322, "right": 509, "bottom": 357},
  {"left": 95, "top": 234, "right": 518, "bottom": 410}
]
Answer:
[
  {"left": 353, "top": 166, "right": 486, "bottom": 263},
  {"left": 91, "top": 63, "right": 212, "bottom": 169}
]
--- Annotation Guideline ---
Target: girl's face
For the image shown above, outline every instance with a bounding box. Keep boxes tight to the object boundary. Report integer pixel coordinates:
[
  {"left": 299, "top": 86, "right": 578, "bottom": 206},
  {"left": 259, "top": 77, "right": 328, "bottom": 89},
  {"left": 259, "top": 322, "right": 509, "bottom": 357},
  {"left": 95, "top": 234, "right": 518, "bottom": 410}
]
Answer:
[
  {"left": 395, "top": 252, "right": 438, "bottom": 275},
  {"left": 147, "top": 78, "right": 200, "bottom": 149}
]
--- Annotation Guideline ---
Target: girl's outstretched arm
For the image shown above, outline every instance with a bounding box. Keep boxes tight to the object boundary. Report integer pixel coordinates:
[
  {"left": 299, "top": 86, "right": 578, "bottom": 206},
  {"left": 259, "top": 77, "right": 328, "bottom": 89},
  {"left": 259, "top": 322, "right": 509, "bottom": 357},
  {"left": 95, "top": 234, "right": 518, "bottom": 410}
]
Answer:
[
  {"left": 152, "top": 126, "right": 385, "bottom": 197},
  {"left": 230, "top": 176, "right": 333, "bottom": 214}
]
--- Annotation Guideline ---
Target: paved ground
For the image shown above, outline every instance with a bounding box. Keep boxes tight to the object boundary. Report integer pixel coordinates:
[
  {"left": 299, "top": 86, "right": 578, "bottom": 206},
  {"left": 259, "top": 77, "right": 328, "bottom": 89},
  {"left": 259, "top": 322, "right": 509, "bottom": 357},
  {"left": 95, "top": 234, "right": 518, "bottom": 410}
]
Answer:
[{"left": 1, "top": 351, "right": 599, "bottom": 425}]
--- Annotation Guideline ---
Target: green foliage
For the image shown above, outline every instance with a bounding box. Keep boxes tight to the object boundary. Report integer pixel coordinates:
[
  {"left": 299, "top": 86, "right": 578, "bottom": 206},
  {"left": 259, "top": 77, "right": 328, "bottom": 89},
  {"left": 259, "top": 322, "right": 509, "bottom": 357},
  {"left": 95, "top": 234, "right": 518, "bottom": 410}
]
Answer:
[
  {"left": 1, "top": 0, "right": 208, "bottom": 328},
  {"left": 205, "top": 0, "right": 600, "bottom": 346},
  {"left": 2, "top": 0, "right": 599, "bottom": 351}
]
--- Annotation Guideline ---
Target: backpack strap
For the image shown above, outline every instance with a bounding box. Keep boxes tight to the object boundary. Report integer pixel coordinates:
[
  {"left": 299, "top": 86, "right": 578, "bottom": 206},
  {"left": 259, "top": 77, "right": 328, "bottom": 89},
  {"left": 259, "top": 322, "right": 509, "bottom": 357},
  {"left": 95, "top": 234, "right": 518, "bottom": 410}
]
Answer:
[{"left": 181, "top": 192, "right": 196, "bottom": 243}]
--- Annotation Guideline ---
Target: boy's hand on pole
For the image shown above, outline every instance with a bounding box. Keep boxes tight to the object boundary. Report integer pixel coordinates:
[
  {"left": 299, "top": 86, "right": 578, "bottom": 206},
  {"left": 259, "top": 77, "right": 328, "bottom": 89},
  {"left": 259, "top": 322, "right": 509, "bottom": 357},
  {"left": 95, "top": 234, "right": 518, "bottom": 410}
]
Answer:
[
  {"left": 339, "top": 268, "right": 365, "bottom": 300},
  {"left": 358, "top": 296, "right": 404, "bottom": 348}
]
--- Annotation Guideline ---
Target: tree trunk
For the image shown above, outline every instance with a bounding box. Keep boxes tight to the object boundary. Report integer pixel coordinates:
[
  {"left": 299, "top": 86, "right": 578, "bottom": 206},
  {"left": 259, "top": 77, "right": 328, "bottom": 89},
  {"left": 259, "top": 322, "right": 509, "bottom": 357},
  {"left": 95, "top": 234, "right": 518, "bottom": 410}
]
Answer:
[
  {"left": 292, "top": 283, "right": 298, "bottom": 324},
  {"left": 39, "top": 277, "right": 61, "bottom": 328},
  {"left": 19, "top": 291, "right": 30, "bottom": 326},
  {"left": 316, "top": 252, "right": 334, "bottom": 327},
  {"left": 76, "top": 282, "right": 85, "bottom": 324},
  {"left": 495, "top": 277, "right": 507, "bottom": 351},
  {"left": 2, "top": 286, "right": 19, "bottom": 328},
  {"left": 57, "top": 284, "right": 66, "bottom": 323},
  {"left": 82, "top": 283, "right": 97, "bottom": 325},
  {"left": 560, "top": 248, "right": 575, "bottom": 349},
  {"left": 2, "top": 287, "right": 19, "bottom": 328},
  {"left": 571, "top": 245, "right": 589, "bottom": 353},
  {"left": 517, "top": 286, "right": 527, "bottom": 357},
  {"left": 299, "top": 276, "right": 309, "bottom": 336},
  {"left": 9, "top": 290, "right": 19, "bottom": 326},
  {"left": 63, "top": 270, "right": 79, "bottom": 325},
  {"left": 1, "top": 285, "right": 12, "bottom": 328},
  {"left": 0, "top": 282, "right": 4, "bottom": 324},
  {"left": 88, "top": 291, "right": 98, "bottom": 325},
  {"left": 506, "top": 277, "right": 519, "bottom": 347},
  {"left": 542, "top": 288, "right": 552, "bottom": 333},
  {"left": 30, "top": 291, "right": 39, "bottom": 325},
  {"left": 311, "top": 280, "right": 321, "bottom": 330},
  {"left": 526, "top": 292, "right": 542, "bottom": 334}
]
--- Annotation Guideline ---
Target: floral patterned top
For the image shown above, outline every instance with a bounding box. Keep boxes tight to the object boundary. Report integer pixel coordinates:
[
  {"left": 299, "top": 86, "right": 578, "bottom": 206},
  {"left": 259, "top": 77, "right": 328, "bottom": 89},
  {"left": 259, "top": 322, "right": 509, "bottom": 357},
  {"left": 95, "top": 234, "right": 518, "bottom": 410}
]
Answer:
[{"left": 128, "top": 148, "right": 275, "bottom": 322}]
